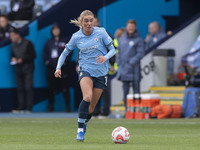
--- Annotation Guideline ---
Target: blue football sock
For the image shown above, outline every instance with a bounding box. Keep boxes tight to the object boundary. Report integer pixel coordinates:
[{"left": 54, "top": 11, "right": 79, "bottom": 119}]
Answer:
[
  {"left": 86, "top": 113, "right": 93, "bottom": 123},
  {"left": 78, "top": 100, "right": 90, "bottom": 128}
]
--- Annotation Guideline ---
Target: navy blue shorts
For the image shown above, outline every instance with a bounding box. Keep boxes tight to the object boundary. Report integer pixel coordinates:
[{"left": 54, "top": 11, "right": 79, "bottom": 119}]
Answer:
[{"left": 78, "top": 71, "right": 108, "bottom": 90}]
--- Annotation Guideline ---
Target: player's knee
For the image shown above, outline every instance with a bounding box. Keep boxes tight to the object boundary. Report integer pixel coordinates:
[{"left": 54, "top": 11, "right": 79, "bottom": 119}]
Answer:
[{"left": 83, "top": 94, "right": 92, "bottom": 102}]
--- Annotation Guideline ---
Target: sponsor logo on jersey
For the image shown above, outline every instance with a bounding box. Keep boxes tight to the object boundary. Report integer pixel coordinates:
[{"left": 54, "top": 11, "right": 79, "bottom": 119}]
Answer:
[{"left": 81, "top": 45, "right": 98, "bottom": 51}]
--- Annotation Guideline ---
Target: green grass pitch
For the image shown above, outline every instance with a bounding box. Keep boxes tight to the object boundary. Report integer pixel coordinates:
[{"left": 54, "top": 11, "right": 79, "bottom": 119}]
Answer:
[{"left": 0, "top": 118, "right": 200, "bottom": 150}]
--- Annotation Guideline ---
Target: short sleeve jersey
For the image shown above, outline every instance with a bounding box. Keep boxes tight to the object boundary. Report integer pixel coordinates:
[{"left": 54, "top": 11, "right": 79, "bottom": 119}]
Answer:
[{"left": 66, "top": 27, "right": 113, "bottom": 77}]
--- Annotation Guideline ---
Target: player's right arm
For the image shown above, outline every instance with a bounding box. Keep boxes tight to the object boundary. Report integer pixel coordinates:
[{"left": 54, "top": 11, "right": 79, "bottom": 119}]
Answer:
[
  {"left": 55, "top": 34, "right": 76, "bottom": 78},
  {"left": 55, "top": 47, "right": 71, "bottom": 78}
]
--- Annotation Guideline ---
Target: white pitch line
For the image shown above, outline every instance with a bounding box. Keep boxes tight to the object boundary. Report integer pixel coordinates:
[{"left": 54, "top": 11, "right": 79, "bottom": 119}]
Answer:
[
  {"left": 0, "top": 120, "right": 200, "bottom": 125},
  {"left": 93, "top": 121, "right": 200, "bottom": 125}
]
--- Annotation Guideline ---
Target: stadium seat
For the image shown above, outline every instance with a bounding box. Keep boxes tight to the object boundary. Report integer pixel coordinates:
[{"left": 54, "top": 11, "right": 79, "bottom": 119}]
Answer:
[
  {"left": 11, "top": 20, "right": 29, "bottom": 29},
  {"left": 0, "top": 5, "right": 7, "bottom": 15},
  {"left": 33, "top": 4, "right": 43, "bottom": 18}
]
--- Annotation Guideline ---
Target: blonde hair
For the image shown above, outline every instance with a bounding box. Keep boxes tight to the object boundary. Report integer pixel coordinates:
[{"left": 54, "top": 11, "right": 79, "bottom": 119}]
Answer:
[{"left": 70, "top": 10, "right": 94, "bottom": 29}]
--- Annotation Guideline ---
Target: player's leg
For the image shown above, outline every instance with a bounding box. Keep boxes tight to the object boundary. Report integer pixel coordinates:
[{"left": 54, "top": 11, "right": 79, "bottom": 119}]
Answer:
[
  {"left": 77, "top": 77, "right": 93, "bottom": 141},
  {"left": 89, "top": 88, "right": 103, "bottom": 114},
  {"left": 85, "top": 76, "right": 105, "bottom": 124},
  {"left": 83, "top": 88, "right": 103, "bottom": 134},
  {"left": 92, "top": 99, "right": 101, "bottom": 117}
]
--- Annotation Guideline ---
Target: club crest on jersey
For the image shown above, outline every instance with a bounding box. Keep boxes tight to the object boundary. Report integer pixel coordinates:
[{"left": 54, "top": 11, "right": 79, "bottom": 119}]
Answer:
[{"left": 94, "top": 37, "right": 98, "bottom": 42}]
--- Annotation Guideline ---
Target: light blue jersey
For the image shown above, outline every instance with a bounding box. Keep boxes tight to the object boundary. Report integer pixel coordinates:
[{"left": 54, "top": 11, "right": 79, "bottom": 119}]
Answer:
[{"left": 57, "top": 27, "right": 115, "bottom": 77}]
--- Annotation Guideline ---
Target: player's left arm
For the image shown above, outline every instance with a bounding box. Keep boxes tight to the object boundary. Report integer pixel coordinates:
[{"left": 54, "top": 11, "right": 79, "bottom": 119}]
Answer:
[
  {"left": 96, "top": 28, "right": 116, "bottom": 64},
  {"left": 96, "top": 43, "right": 115, "bottom": 64}
]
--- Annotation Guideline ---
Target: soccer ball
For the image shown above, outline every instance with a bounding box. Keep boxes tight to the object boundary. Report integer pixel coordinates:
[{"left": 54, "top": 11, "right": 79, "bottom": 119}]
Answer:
[{"left": 111, "top": 126, "right": 130, "bottom": 144}]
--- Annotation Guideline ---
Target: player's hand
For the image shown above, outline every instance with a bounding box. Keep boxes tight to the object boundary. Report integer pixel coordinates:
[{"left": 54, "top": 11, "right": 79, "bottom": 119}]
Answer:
[
  {"left": 96, "top": 56, "right": 106, "bottom": 64},
  {"left": 54, "top": 69, "right": 62, "bottom": 78}
]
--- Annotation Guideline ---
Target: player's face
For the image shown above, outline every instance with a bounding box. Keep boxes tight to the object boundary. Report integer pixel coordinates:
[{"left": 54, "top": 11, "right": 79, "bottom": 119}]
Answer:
[
  {"left": 81, "top": 15, "right": 94, "bottom": 35},
  {"left": 126, "top": 23, "right": 136, "bottom": 35}
]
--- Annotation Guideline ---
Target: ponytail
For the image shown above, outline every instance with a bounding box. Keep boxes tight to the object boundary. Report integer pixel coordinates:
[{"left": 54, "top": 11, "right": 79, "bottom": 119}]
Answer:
[
  {"left": 70, "top": 17, "right": 82, "bottom": 28},
  {"left": 70, "top": 10, "right": 94, "bottom": 29}
]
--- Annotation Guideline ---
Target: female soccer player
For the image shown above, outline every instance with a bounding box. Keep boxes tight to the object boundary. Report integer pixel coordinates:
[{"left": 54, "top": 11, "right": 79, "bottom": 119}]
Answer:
[{"left": 54, "top": 10, "right": 115, "bottom": 142}]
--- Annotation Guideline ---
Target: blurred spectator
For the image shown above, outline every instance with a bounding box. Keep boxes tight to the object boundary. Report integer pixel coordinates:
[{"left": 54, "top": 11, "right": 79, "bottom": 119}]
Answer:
[
  {"left": 113, "top": 28, "right": 126, "bottom": 55},
  {"left": 179, "top": 23, "right": 200, "bottom": 86},
  {"left": 116, "top": 19, "right": 145, "bottom": 109},
  {"left": 0, "top": 15, "right": 14, "bottom": 41},
  {"left": 109, "top": 28, "right": 126, "bottom": 74},
  {"left": 43, "top": 24, "right": 71, "bottom": 112},
  {"left": 93, "top": 15, "right": 100, "bottom": 27},
  {"left": 114, "top": 28, "right": 125, "bottom": 39},
  {"left": 145, "top": 21, "right": 166, "bottom": 49},
  {"left": 112, "top": 28, "right": 125, "bottom": 73},
  {"left": 10, "top": 28, "right": 36, "bottom": 113},
  {"left": 8, "top": 0, "right": 35, "bottom": 21},
  {"left": 167, "top": 30, "right": 173, "bottom": 36}
]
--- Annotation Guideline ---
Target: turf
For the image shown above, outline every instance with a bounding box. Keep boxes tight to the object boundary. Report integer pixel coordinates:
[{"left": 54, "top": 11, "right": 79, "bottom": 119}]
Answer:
[{"left": 0, "top": 118, "right": 200, "bottom": 150}]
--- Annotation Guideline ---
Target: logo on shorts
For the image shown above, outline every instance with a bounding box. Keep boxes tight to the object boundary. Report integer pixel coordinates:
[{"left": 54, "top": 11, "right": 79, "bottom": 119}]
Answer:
[
  {"left": 80, "top": 72, "right": 83, "bottom": 77},
  {"left": 105, "top": 76, "right": 108, "bottom": 86},
  {"left": 94, "top": 37, "right": 98, "bottom": 42}
]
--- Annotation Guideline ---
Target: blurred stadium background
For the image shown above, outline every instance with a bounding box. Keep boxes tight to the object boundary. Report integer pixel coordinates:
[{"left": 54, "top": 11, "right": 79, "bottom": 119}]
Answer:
[
  {"left": 0, "top": 0, "right": 200, "bottom": 149},
  {"left": 0, "top": 0, "right": 200, "bottom": 112}
]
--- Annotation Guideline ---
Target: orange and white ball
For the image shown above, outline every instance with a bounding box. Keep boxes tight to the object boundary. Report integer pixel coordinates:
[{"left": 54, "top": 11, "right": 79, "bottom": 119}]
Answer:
[{"left": 111, "top": 126, "right": 130, "bottom": 144}]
